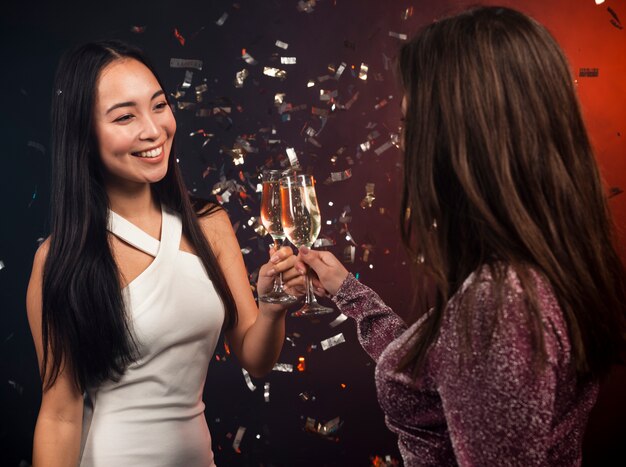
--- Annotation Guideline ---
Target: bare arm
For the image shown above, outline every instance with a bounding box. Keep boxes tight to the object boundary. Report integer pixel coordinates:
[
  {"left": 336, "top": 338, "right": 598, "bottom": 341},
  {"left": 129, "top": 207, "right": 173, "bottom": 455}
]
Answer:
[
  {"left": 27, "top": 239, "right": 84, "bottom": 467},
  {"left": 200, "top": 210, "right": 303, "bottom": 378}
]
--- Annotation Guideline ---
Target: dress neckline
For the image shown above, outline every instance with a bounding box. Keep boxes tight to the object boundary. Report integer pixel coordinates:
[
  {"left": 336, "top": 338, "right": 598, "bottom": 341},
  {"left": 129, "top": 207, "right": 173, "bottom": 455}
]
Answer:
[{"left": 107, "top": 203, "right": 167, "bottom": 291}]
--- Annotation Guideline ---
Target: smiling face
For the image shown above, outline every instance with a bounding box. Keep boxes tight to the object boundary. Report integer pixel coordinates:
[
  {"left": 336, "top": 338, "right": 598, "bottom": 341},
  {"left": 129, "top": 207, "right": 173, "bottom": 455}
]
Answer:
[{"left": 93, "top": 58, "right": 176, "bottom": 189}]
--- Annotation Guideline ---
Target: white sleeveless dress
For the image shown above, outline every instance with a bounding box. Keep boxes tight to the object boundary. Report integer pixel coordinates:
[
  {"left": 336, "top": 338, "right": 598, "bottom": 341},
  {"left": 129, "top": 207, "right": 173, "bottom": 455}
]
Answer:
[{"left": 79, "top": 203, "right": 223, "bottom": 467}]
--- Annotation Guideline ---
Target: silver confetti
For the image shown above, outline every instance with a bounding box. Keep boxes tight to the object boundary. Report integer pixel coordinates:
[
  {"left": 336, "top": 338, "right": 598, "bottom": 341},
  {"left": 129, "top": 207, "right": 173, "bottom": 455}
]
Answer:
[
  {"left": 374, "top": 140, "right": 394, "bottom": 156},
  {"left": 170, "top": 58, "right": 203, "bottom": 70},
  {"left": 286, "top": 147, "right": 300, "bottom": 169},
  {"left": 280, "top": 57, "right": 297, "bottom": 65},
  {"left": 329, "top": 313, "right": 348, "bottom": 328},
  {"left": 263, "top": 67, "right": 287, "bottom": 79},
  {"left": 264, "top": 382, "right": 270, "bottom": 402},
  {"left": 275, "top": 40, "right": 289, "bottom": 49},
  {"left": 389, "top": 31, "right": 408, "bottom": 40},
  {"left": 216, "top": 12, "right": 228, "bottom": 26},
  {"left": 182, "top": 70, "right": 193, "bottom": 89},
  {"left": 334, "top": 62, "right": 347, "bottom": 80},
  {"left": 242, "top": 368, "right": 256, "bottom": 391},
  {"left": 273, "top": 363, "right": 294, "bottom": 372},
  {"left": 242, "top": 50, "right": 258, "bottom": 65},
  {"left": 234, "top": 69, "right": 249, "bottom": 88},
  {"left": 233, "top": 426, "right": 246, "bottom": 451},
  {"left": 321, "top": 333, "right": 346, "bottom": 351}
]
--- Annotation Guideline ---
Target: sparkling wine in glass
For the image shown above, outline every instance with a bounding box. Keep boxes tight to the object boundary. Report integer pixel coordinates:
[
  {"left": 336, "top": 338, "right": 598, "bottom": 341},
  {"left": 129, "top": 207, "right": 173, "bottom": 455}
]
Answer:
[
  {"left": 259, "top": 170, "right": 298, "bottom": 304},
  {"left": 280, "top": 173, "right": 333, "bottom": 317}
]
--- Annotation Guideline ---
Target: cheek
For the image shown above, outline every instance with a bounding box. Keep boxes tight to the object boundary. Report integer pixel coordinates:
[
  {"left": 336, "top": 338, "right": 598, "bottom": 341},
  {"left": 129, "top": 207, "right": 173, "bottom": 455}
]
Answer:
[
  {"left": 97, "top": 126, "right": 136, "bottom": 158},
  {"left": 163, "top": 109, "right": 177, "bottom": 137}
]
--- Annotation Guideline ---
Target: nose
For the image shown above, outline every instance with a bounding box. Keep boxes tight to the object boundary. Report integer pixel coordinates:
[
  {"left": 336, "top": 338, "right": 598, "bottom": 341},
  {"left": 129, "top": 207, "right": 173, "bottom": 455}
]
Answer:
[{"left": 139, "top": 114, "right": 161, "bottom": 141}]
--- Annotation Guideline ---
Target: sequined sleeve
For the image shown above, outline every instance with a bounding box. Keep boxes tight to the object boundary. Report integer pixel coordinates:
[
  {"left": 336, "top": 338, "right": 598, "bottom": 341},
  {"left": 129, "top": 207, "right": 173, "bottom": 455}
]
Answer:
[
  {"left": 431, "top": 269, "right": 573, "bottom": 465},
  {"left": 332, "top": 273, "right": 407, "bottom": 362}
]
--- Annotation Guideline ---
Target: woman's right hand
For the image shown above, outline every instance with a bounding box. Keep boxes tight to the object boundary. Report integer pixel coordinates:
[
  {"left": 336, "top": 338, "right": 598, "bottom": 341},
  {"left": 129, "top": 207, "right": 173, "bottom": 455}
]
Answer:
[{"left": 296, "top": 246, "right": 349, "bottom": 297}]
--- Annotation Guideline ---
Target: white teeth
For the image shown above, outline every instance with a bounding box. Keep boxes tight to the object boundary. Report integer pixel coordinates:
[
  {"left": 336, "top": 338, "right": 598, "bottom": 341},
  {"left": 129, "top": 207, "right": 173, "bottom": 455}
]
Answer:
[{"left": 134, "top": 146, "right": 163, "bottom": 158}]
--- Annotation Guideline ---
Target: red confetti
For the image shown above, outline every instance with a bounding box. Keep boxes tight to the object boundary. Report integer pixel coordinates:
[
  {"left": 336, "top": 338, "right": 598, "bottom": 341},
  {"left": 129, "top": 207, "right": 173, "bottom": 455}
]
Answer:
[{"left": 173, "top": 28, "right": 186, "bottom": 46}]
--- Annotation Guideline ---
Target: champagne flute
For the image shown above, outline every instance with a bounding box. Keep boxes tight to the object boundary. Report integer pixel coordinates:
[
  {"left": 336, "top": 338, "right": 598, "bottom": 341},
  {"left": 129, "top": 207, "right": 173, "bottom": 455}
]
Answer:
[
  {"left": 280, "top": 173, "right": 333, "bottom": 317},
  {"left": 259, "top": 170, "right": 298, "bottom": 304}
]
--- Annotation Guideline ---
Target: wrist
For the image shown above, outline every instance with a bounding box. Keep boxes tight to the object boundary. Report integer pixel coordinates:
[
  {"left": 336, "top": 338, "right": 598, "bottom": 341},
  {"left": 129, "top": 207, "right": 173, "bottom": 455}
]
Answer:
[{"left": 257, "top": 303, "right": 289, "bottom": 323}]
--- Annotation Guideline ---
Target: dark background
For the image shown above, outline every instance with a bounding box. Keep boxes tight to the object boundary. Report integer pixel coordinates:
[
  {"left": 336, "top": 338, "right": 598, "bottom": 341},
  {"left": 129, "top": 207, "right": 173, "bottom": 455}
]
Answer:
[{"left": 1, "top": 0, "right": 625, "bottom": 466}]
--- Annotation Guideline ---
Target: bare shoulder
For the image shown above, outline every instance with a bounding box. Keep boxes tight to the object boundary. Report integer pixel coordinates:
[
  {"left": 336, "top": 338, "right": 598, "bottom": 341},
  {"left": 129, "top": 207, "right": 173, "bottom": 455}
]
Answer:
[
  {"left": 33, "top": 236, "right": 51, "bottom": 267},
  {"left": 195, "top": 205, "right": 237, "bottom": 258}
]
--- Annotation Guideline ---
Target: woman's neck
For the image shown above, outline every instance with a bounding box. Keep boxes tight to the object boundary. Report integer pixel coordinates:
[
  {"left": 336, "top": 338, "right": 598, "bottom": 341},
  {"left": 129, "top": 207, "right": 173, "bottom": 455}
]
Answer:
[{"left": 105, "top": 180, "right": 159, "bottom": 221}]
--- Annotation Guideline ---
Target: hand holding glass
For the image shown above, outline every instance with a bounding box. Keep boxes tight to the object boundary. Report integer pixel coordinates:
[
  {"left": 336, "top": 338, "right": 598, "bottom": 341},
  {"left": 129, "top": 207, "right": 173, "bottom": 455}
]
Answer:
[
  {"left": 280, "top": 174, "right": 333, "bottom": 317},
  {"left": 258, "top": 170, "right": 298, "bottom": 304}
]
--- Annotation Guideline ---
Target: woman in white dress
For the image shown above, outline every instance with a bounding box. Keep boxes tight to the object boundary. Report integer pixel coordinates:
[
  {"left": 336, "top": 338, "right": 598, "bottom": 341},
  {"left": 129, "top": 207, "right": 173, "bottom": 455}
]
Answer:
[{"left": 26, "top": 40, "right": 304, "bottom": 466}]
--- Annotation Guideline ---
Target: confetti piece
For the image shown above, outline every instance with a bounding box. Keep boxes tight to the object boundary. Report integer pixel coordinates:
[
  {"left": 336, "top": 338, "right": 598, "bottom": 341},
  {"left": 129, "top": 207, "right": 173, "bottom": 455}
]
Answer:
[
  {"left": 241, "top": 247, "right": 252, "bottom": 254},
  {"left": 343, "top": 245, "right": 356, "bottom": 263},
  {"left": 263, "top": 67, "right": 287, "bottom": 79},
  {"left": 370, "top": 454, "right": 401, "bottom": 466},
  {"left": 8, "top": 380, "right": 23, "bottom": 396},
  {"left": 170, "top": 58, "right": 203, "bottom": 70},
  {"left": 325, "top": 169, "right": 352, "bottom": 183},
  {"left": 242, "top": 369, "right": 256, "bottom": 391},
  {"left": 608, "top": 6, "right": 622, "bottom": 24},
  {"left": 307, "top": 80, "right": 316, "bottom": 88},
  {"left": 281, "top": 57, "right": 297, "bottom": 65},
  {"left": 299, "top": 391, "right": 316, "bottom": 402},
  {"left": 274, "top": 93, "right": 286, "bottom": 105},
  {"left": 389, "top": 31, "right": 408, "bottom": 40},
  {"left": 273, "top": 363, "right": 294, "bottom": 372},
  {"left": 242, "top": 49, "right": 258, "bottom": 65},
  {"left": 401, "top": 6, "right": 414, "bottom": 20},
  {"left": 216, "top": 12, "right": 228, "bottom": 26},
  {"left": 579, "top": 68, "right": 599, "bottom": 77},
  {"left": 275, "top": 40, "right": 289, "bottom": 49},
  {"left": 233, "top": 426, "right": 246, "bottom": 452},
  {"left": 177, "top": 102, "right": 197, "bottom": 110},
  {"left": 334, "top": 62, "right": 347, "bottom": 80},
  {"left": 358, "top": 63, "right": 369, "bottom": 81},
  {"left": 182, "top": 70, "right": 193, "bottom": 89},
  {"left": 374, "top": 140, "right": 394, "bottom": 156},
  {"left": 329, "top": 313, "right": 348, "bottom": 328},
  {"left": 297, "top": 0, "right": 316, "bottom": 13},
  {"left": 173, "top": 28, "right": 186, "bottom": 46},
  {"left": 319, "top": 89, "right": 338, "bottom": 101},
  {"left": 27, "top": 141, "right": 45, "bottom": 153},
  {"left": 0, "top": 260, "right": 5, "bottom": 271},
  {"left": 264, "top": 382, "right": 270, "bottom": 402},
  {"left": 286, "top": 147, "right": 301, "bottom": 169},
  {"left": 297, "top": 356, "right": 306, "bottom": 372},
  {"left": 321, "top": 333, "right": 346, "bottom": 351},
  {"left": 360, "top": 182, "right": 376, "bottom": 208},
  {"left": 130, "top": 25, "right": 146, "bottom": 33},
  {"left": 313, "top": 238, "right": 335, "bottom": 247}
]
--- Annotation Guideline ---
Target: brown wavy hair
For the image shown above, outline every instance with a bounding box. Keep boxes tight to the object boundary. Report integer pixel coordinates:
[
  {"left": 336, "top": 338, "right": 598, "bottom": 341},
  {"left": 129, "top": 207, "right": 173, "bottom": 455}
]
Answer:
[{"left": 398, "top": 6, "right": 626, "bottom": 378}]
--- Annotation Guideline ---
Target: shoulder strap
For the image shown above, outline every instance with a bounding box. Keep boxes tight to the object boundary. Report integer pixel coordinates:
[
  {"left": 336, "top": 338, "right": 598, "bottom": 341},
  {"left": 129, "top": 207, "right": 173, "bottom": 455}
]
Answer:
[{"left": 107, "top": 207, "right": 162, "bottom": 257}]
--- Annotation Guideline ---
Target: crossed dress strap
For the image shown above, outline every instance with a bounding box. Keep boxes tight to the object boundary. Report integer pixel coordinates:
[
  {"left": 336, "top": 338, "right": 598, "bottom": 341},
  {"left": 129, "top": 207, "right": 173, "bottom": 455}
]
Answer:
[{"left": 107, "top": 207, "right": 163, "bottom": 257}]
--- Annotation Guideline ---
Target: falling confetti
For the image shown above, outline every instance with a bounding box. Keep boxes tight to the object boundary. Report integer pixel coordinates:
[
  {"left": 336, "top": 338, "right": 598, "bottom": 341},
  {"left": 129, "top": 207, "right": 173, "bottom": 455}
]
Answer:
[
  {"left": 321, "top": 333, "right": 346, "bottom": 351},
  {"left": 216, "top": 12, "right": 229, "bottom": 26},
  {"left": 272, "top": 363, "right": 294, "bottom": 372},
  {"left": 242, "top": 368, "right": 256, "bottom": 391},
  {"left": 170, "top": 58, "right": 203, "bottom": 70}
]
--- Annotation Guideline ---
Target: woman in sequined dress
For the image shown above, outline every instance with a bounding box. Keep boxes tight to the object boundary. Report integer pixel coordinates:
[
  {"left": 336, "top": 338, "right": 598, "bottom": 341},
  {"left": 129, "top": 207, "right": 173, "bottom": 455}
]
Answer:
[{"left": 298, "top": 6, "right": 626, "bottom": 466}]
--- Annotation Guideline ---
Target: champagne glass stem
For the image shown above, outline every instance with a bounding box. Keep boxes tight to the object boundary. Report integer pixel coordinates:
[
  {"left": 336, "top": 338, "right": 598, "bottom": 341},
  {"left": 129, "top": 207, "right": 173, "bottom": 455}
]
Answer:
[
  {"left": 272, "top": 238, "right": 285, "bottom": 293},
  {"left": 303, "top": 267, "right": 319, "bottom": 306}
]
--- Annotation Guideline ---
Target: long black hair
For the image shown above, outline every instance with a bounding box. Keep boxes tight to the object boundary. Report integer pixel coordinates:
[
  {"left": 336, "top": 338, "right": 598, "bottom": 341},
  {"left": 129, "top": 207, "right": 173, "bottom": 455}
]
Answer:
[
  {"left": 397, "top": 6, "right": 626, "bottom": 378},
  {"left": 42, "top": 40, "right": 237, "bottom": 392}
]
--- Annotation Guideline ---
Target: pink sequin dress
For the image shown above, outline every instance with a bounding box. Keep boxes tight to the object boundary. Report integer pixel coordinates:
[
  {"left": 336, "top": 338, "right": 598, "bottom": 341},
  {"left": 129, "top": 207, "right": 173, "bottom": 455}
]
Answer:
[{"left": 332, "top": 267, "right": 598, "bottom": 466}]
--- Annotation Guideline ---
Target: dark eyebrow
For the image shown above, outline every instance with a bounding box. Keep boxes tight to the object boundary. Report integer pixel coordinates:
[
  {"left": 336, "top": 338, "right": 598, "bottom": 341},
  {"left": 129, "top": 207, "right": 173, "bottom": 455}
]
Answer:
[{"left": 105, "top": 90, "right": 165, "bottom": 115}]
